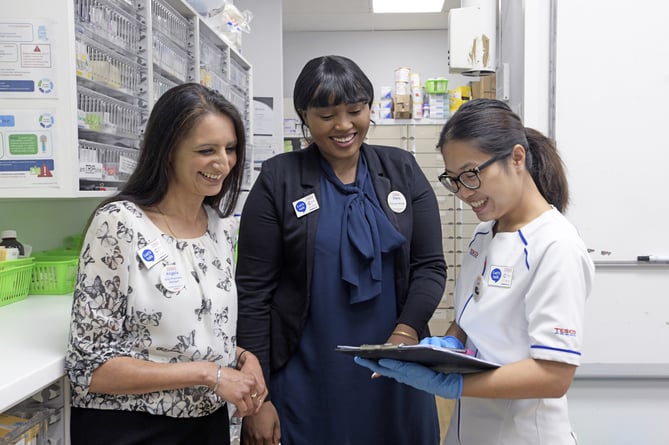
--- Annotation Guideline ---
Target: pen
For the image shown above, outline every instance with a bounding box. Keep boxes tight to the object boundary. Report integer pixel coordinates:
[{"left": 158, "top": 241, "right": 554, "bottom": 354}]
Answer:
[{"left": 637, "top": 255, "right": 669, "bottom": 263}]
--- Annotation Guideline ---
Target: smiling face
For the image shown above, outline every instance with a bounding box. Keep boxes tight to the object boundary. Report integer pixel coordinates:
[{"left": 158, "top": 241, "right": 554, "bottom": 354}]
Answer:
[
  {"left": 169, "top": 112, "right": 237, "bottom": 201},
  {"left": 442, "top": 140, "right": 526, "bottom": 227},
  {"left": 302, "top": 101, "right": 371, "bottom": 166}
]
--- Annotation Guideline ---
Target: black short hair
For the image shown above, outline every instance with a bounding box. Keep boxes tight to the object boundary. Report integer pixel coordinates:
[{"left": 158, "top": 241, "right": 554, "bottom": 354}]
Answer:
[{"left": 293, "top": 55, "right": 374, "bottom": 126}]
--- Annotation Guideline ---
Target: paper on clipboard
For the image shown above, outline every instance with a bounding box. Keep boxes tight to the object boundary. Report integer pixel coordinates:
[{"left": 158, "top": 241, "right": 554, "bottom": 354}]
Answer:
[{"left": 336, "top": 344, "right": 500, "bottom": 374}]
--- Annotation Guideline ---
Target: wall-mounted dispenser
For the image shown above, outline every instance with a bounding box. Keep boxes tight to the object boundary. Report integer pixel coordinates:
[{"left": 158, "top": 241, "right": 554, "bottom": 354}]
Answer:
[{"left": 448, "top": 0, "right": 496, "bottom": 76}]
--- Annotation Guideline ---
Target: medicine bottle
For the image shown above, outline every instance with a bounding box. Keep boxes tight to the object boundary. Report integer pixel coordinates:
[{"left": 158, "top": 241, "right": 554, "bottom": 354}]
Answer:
[{"left": 0, "top": 230, "right": 25, "bottom": 256}]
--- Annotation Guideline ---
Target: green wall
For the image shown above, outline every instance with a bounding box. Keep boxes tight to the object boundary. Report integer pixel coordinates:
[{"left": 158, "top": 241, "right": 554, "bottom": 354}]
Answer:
[{"left": 0, "top": 198, "right": 102, "bottom": 254}]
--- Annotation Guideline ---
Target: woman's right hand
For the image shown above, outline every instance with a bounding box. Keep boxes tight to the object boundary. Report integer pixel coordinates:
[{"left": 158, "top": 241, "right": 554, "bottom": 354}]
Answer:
[{"left": 242, "top": 401, "right": 281, "bottom": 445}]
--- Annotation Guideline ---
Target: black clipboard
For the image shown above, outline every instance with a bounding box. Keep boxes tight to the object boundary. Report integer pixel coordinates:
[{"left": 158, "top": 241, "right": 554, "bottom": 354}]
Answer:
[{"left": 336, "top": 344, "right": 500, "bottom": 374}]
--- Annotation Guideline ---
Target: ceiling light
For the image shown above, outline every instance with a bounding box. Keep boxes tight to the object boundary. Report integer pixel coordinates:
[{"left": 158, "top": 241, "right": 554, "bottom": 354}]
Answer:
[{"left": 372, "top": 0, "right": 445, "bottom": 13}]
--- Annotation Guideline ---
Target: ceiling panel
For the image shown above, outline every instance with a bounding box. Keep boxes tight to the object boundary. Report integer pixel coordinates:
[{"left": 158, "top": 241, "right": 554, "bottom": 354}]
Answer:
[{"left": 282, "top": 0, "right": 462, "bottom": 32}]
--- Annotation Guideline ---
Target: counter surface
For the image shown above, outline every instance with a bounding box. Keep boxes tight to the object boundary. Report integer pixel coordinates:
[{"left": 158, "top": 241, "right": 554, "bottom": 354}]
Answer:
[{"left": 0, "top": 294, "right": 72, "bottom": 412}]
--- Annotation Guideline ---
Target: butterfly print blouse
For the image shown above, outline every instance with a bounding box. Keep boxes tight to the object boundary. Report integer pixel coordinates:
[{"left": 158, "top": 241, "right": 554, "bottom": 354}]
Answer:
[{"left": 65, "top": 201, "right": 239, "bottom": 418}]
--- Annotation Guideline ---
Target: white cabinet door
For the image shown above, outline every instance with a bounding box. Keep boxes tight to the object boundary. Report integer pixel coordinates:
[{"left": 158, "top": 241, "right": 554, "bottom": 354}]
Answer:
[
  {"left": 366, "top": 123, "right": 459, "bottom": 322},
  {"left": 366, "top": 124, "right": 408, "bottom": 150}
]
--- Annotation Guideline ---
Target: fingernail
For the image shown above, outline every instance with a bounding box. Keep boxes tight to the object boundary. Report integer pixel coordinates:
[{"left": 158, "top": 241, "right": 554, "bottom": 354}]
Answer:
[{"left": 371, "top": 372, "right": 380, "bottom": 379}]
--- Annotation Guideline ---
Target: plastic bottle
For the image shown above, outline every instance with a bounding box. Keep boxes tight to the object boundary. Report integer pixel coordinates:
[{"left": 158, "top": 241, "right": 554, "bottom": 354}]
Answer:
[{"left": 0, "top": 230, "right": 25, "bottom": 256}]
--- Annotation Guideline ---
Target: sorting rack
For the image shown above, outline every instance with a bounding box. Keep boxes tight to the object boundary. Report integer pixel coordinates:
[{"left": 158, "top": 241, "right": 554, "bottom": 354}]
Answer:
[
  {"left": 78, "top": 139, "right": 140, "bottom": 183},
  {"left": 74, "top": 0, "right": 147, "bottom": 192},
  {"left": 70, "top": 0, "right": 251, "bottom": 194}
]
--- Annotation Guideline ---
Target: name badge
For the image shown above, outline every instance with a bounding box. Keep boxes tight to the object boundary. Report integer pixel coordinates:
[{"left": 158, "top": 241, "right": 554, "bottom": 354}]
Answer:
[
  {"left": 293, "top": 193, "right": 320, "bottom": 218},
  {"left": 488, "top": 265, "right": 513, "bottom": 288},
  {"left": 160, "top": 264, "right": 185, "bottom": 292},
  {"left": 387, "top": 191, "right": 407, "bottom": 213},
  {"left": 138, "top": 238, "right": 168, "bottom": 269}
]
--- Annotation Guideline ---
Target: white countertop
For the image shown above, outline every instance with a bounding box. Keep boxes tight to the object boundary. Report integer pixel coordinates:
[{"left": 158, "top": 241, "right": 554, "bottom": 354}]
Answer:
[{"left": 0, "top": 293, "right": 72, "bottom": 412}]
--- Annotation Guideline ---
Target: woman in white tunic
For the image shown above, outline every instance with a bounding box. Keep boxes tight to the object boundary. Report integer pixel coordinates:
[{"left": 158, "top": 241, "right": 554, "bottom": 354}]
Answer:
[
  {"left": 65, "top": 83, "right": 267, "bottom": 445},
  {"left": 356, "top": 98, "right": 595, "bottom": 445}
]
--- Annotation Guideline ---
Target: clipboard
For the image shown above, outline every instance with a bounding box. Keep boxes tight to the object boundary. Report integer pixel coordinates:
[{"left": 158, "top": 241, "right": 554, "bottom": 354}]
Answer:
[{"left": 336, "top": 344, "right": 500, "bottom": 374}]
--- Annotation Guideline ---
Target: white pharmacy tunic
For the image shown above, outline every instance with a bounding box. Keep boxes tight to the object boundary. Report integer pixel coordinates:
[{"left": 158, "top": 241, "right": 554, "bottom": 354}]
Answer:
[{"left": 445, "top": 207, "right": 594, "bottom": 445}]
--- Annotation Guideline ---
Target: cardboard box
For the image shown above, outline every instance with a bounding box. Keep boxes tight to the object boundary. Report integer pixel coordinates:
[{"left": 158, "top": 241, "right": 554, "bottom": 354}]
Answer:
[
  {"left": 394, "top": 101, "right": 411, "bottom": 113},
  {"left": 471, "top": 74, "right": 496, "bottom": 99},
  {"left": 393, "top": 94, "right": 412, "bottom": 119},
  {"left": 427, "top": 94, "right": 448, "bottom": 106},
  {"left": 393, "top": 94, "right": 411, "bottom": 105},
  {"left": 393, "top": 111, "right": 412, "bottom": 119}
]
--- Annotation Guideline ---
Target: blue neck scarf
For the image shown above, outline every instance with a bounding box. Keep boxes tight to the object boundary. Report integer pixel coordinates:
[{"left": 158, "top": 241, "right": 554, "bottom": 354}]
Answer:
[{"left": 320, "top": 154, "right": 406, "bottom": 304}]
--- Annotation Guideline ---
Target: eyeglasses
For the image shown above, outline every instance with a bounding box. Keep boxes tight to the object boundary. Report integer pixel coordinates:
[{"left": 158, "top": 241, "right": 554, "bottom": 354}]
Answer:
[{"left": 438, "top": 152, "right": 510, "bottom": 193}]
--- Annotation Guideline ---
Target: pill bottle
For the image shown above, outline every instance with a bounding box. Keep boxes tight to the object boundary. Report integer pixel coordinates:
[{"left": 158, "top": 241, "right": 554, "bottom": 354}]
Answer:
[{"left": 0, "top": 230, "right": 25, "bottom": 256}]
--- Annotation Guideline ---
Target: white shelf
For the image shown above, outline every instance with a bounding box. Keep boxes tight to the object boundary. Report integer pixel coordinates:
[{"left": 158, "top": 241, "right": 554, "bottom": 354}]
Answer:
[
  {"left": 375, "top": 118, "right": 447, "bottom": 126},
  {"left": 0, "top": 294, "right": 72, "bottom": 412}
]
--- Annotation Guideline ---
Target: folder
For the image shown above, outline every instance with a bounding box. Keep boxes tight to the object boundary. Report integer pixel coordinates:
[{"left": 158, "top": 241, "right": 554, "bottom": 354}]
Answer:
[{"left": 336, "top": 343, "right": 500, "bottom": 374}]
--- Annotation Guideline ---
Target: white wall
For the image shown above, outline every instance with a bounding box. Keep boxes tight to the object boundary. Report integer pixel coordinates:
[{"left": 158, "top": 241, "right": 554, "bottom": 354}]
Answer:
[
  {"left": 283, "top": 29, "right": 472, "bottom": 103},
  {"left": 520, "top": 0, "right": 550, "bottom": 134},
  {"left": 235, "top": 0, "right": 284, "bottom": 162},
  {"left": 522, "top": 0, "right": 669, "bottom": 443},
  {"left": 568, "top": 379, "right": 669, "bottom": 444}
]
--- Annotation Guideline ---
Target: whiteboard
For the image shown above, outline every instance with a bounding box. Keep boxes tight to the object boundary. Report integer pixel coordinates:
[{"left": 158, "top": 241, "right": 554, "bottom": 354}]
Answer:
[
  {"left": 555, "top": 1, "right": 669, "bottom": 374},
  {"left": 555, "top": 1, "right": 669, "bottom": 262}
]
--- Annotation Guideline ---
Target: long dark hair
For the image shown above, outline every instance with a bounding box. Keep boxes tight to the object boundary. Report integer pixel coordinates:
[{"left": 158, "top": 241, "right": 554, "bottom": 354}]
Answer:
[
  {"left": 438, "top": 98, "right": 569, "bottom": 212},
  {"left": 293, "top": 55, "right": 374, "bottom": 137},
  {"left": 95, "top": 82, "right": 246, "bottom": 218}
]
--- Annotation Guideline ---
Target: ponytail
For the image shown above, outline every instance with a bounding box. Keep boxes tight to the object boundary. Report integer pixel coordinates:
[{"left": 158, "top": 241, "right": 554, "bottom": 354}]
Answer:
[{"left": 524, "top": 128, "right": 569, "bottom": 212}]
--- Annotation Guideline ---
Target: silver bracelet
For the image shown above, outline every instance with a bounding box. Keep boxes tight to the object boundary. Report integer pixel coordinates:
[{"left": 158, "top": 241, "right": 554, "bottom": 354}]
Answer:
[{"left": 212, "top": 364, "right": 222, "bottom": 393}]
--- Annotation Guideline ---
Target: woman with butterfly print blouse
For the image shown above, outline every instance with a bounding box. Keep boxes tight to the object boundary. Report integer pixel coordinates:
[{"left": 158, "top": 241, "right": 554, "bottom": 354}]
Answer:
[{"left": 65, "top": 83, "right": 267, "bottom": 445}]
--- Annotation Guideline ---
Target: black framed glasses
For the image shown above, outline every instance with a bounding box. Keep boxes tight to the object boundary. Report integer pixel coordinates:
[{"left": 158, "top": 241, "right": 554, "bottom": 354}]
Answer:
[{"left": 438, "top": 152, "right": 511, "bottom": 193}]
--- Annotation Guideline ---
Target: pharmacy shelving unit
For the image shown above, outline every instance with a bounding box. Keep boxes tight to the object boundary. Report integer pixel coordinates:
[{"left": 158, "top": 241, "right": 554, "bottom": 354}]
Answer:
[
  {"left": 1, "top": 0, "right": 252, "bottom": 198},
  {"left": 366, "top": 120, "right": 476, "bottom": 335},
  {"left": 0, "top": 0, "right": 251, "bottom": 442}
]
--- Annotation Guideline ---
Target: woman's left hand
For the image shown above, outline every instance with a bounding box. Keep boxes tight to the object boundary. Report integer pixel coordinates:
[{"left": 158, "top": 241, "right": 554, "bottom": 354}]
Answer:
[
  {"left": 386, "top": 324, "right": 419, "bottom": 345},
  {"left": 237, "top": 351, "right": 268, "bottom": 413}
]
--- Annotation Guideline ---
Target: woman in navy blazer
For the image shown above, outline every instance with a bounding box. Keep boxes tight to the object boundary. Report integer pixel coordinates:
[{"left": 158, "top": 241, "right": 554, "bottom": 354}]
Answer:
[{"left": 236, "top": 55, "right": 446, "bottom": 445}]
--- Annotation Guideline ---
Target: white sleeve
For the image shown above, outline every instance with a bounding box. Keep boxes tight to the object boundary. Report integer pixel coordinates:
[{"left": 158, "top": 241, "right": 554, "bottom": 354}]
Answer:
[{"left": 524, "top": 238, "right": 593, "bottom": 366}]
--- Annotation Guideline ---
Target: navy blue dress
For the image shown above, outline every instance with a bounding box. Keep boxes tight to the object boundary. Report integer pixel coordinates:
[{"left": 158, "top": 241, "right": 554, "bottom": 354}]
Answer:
[{"left": 271, "top": 155, "right": 439, "bottom": 445}]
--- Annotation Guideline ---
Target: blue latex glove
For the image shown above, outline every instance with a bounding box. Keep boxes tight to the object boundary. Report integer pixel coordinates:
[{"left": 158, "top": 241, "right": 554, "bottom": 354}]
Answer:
[
  {"left": 354, "top": 356, "right": 463, "bottom": 399},
  {"left": 420, "top": 335, "right": 464, "bottom": 350}
]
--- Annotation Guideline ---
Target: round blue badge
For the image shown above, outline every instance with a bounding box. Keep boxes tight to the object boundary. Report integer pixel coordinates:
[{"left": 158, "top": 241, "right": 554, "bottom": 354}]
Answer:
[
  {"left": 295, "top": 201, "right": 306, "bottom": 213},
  {"left": 142, "top": 249, "right": 155, "bottom": 262},
  {"left": 490, "top": 267, "right": 502, "bottom": 282}
]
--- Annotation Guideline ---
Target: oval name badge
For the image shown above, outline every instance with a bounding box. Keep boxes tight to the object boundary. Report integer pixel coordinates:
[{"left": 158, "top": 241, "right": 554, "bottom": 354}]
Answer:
[
  {"left": 387, "top": 191, "right": 407, "bottom": 213},
  {"left": 160, "top": 264, "right": 185, "bottom": 293}
]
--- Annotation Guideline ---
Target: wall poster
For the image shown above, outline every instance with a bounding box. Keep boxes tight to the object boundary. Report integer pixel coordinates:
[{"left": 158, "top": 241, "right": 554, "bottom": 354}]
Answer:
[
  {"left": 0, "top": 19, "right": 58, "bottom": 99},
  {"left": 0, "top": 109, "right": 58, "bottom": 187}
]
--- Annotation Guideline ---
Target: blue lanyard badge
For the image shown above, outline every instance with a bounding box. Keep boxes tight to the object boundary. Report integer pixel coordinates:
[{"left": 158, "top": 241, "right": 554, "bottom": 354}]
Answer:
[
  {"left": 293, "top": 193, "right": 320, "bottom": 218},
  {"left": 488, "top": 265, "right": 513, "bottom": 288},
  {"left": 137, "top": 238, "right": 168, "bottom": 269}
]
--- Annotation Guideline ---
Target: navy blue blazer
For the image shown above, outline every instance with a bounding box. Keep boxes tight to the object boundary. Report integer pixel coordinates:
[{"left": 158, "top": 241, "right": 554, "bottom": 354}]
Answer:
[{"left": 236, "top": 142, "right": 447, "bottom": 389}]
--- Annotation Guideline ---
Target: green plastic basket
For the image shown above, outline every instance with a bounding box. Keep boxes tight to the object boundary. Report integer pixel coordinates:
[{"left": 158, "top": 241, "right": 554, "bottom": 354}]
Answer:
[
  {"left": 30, "top": 250, "right": 79, "bottom": 295},
  {"left": 0, "top": 258, "right": 35, "bottom": 307},
  {"left": 425, "top": 78, "right": 449, "bottom": 94}
]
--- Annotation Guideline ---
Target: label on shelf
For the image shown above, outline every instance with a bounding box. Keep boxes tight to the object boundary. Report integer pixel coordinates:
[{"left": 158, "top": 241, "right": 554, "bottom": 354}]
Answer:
[{"left": 79, "top": 162, "right": 103, "bottom": 180}]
